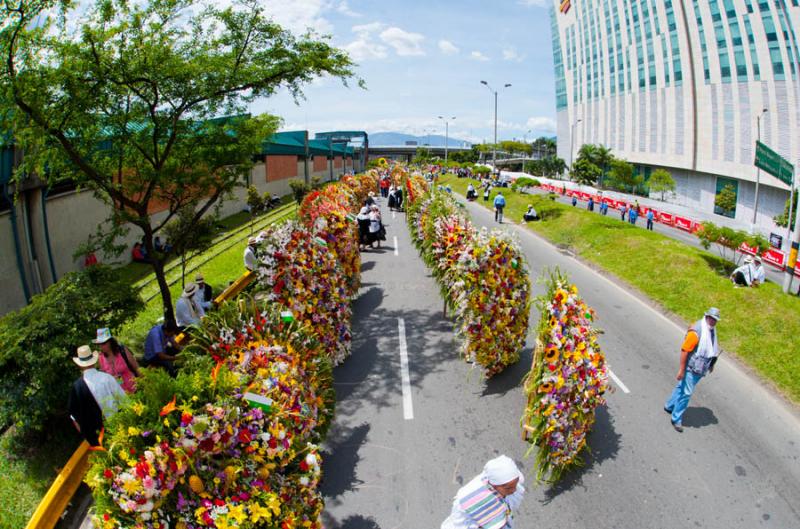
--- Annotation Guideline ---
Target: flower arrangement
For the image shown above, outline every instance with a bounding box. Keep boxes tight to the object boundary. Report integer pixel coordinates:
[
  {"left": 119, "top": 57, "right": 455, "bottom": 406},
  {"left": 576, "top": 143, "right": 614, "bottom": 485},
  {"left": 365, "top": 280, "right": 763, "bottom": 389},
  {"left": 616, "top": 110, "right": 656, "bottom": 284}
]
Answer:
[
  {"left": 87, "top": 302, "right": 332, "bottom": 529},
  {"left": 521, "top": 270, "right": 610, "bottom": 483},
  {"left": 406, "top": 188, "right": 530, "bottom": 377},
  {"left": 254, "top": 221, "right": 352, "bottom": 365}
]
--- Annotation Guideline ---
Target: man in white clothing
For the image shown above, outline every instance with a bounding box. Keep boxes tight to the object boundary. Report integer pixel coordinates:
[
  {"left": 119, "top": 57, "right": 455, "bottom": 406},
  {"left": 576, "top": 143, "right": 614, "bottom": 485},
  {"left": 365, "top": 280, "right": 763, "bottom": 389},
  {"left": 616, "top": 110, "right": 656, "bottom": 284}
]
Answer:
[
  {"left": 730, "top": 257, "right": 756, "bottom": 287},
  {"left": 175, "top": 282, "right": 205, "bottom": 328},
  {"left": 751, "top": 256, "right": 766, "bottom": 286},
  {"left": 441, "top": 455, "right": 525, "bottom": 529},
  {"left": 244, "top": 237, "right": 258, "bottom": 271}
]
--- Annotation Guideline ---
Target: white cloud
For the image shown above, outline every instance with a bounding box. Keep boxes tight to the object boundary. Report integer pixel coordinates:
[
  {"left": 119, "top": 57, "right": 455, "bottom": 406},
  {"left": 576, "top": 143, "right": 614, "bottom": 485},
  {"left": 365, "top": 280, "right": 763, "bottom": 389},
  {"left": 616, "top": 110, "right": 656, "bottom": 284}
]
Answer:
[
  {"left": 336, "top": 1, "right": 361, "bottom": 17},
  {"left": 526, "top": 116, "right": 557, "bottom": 133},
  {"left": 502, "top": 47, "right": 524, "bottom": 62},
  {"left": 438, "top": 39, "right": 459, "bottom": 55},
  {"left": 261, "top": 0, "right": 333, "bottom": 35},
  {"left": 380, "top": 27, "right": 426, "bottom": 56},
  {"left": 517, "top": 0, "right": 550, "bottom": 7},
  {"left": 470, "top": 51, "right": 490, "bottom": 62},
  {"left": 352, "top": 22, "right": 384, "bottom": 35},
  {"left": 344, "top": 22, "right": 388, "bottom": 61}
]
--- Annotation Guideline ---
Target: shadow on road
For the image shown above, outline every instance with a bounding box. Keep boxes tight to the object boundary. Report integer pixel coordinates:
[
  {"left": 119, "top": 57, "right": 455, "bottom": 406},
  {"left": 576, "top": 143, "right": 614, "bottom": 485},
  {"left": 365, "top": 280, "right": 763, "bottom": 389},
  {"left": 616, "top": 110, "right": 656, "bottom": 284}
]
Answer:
[
  {"left": 361, "top": 261, "right": 376, "bottom": 273},
  {"left": 320, "top": 513, "right": 381, "bottom": 529},
  {"left": 681, "top": 406, "right": 719, "bottom": 429},
  {"left": 481, "top": 346, "right": 533, "bottom": 397},
  {"left": 541, "top": 404, "right": 622, "bottom": 504},
  {"left": 321, "top": 422, "right": 370, "bottom": 499}
]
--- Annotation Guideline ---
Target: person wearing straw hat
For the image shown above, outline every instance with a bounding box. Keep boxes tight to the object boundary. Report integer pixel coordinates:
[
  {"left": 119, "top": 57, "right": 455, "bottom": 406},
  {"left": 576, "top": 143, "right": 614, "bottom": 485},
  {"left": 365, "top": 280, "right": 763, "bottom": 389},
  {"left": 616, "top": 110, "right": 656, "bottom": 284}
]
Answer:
[
  {"left": 751, "top": 256, "right": 766, "bottom": 287},
  {"left": 441, "top": 454, "right": 526, "bottom": 529},
  {"left": 730, "top": 256, "right": 756, "bottom": 287},
  {"left": 67, "top": 345, "right": 125, "bottom": 447},
  {"left": 95, "top": 328, "right": 140, "bottom": 394},
  {"left": 244, "top": 237, "right": 259, "bottom": 271},
  {"left": 195, "top": 273, "right": 213, "bottom": 310},
  {"left": 664, "top": 307, "right": 722, "bottom": 433},
  {"left": 175, "top": 282, "right": 205, "bottom": 328}
]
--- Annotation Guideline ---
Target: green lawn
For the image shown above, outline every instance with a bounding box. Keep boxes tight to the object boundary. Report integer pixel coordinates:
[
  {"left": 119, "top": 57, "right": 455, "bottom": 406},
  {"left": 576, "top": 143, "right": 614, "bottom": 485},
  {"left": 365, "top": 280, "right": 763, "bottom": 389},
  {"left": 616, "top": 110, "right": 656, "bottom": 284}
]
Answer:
[{"left": 442, "top": 174, "right": 800, "bottom": 403}]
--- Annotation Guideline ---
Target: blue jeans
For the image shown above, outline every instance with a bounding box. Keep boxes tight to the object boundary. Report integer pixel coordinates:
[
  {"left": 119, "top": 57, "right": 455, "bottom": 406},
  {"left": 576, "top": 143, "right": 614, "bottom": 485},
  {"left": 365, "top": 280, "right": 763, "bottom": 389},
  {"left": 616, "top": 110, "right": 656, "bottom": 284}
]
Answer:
[{"left": 665, "top": 370, "right": 704, "bottom": 424}]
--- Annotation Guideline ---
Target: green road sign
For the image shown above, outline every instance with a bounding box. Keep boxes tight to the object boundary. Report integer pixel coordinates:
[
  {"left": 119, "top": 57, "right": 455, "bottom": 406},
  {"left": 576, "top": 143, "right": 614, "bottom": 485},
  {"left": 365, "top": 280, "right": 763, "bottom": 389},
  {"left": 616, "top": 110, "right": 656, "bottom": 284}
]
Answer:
[{"left": 755, "top": 141, "right": 794, "bottom": 186}]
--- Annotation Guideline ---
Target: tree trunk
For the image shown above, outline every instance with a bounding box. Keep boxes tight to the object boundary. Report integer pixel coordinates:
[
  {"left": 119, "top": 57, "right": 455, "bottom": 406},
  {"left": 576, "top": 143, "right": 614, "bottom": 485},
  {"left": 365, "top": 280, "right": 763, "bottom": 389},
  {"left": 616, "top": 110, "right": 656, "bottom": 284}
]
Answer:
[{"left": 142, "top": 227, "right": 176, "bottom": 326}]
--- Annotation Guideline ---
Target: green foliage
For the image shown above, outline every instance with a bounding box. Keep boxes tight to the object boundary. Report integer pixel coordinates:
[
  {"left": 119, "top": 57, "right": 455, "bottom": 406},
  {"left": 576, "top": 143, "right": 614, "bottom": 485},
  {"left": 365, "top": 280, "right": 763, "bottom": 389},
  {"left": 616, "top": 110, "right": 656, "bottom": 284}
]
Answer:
[
  {"left": 413, "top": 147, "right": 433, "bottom": 164},
  {"left": 499, "top": 140, "right": 532, "bottom": 156},
  {"left": 606, "top": 158, "right": 643, "bottom": 192},
  {"left": 0, "top": 0, "right": 357, "bottom": 325},
  {"left": 311, "top": 175, "right": 324, "bottom": 189},
  {"left": 289, "top": 179, "right": 311, "bottom": 204},
  {"left": 512, "top": 177, "right": 541, "bottom": 192},
  {"left": 524, "top": 156, "right": 566, "bottom": 177},
  {"left": 366, "top": 159, "right": 383, "bottom": 170},
  {"left": 246, "top": 185, "right": 264, "bottom": 215},
  {"left": 0, "top": 265, "right": 143, "bottom": 440},
  {"left": 714, "top": 184, "right": 738, "bottom": 217},
  {"left": 570, "top": 158, "right": 601, "bottom": 185},
  {"left": 162, "top": 204, "right": 218, "bottom": 288},
  {"left": 473, "top": 165, "right": 492, "bottom": 176},
  {"left": 448, "top": 147, "right": 479, "bottom": 164},
  {"left": 773, "top": 189, "right": 797, "bottom": 231},
  {"left": 648, "top": 168, "right": 676, "bottom": 200},
  {"left": 695, "top": 222, "right": 768, "bottom": 266}
]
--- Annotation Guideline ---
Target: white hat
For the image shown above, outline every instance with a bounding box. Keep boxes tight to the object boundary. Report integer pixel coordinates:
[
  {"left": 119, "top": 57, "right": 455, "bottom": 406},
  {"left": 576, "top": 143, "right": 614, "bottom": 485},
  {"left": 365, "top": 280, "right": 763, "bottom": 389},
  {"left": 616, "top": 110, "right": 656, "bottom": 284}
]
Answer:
[
  {"left": 248, "top": 237, "right": 258, "bottom": 245},
  {"left": 92, "top": 328, "right": 112, "bottom": 344},
  {"left": 754, "top": 256, "right": 762, "bottom": 264},
  {"left": 183, "top": 283, "right": 198, "bottom": 297},
  {"left": 744, "top": 256, "right": 754, "bottom": 264},
  {"left": 483, "top": 455, "right": 523, "bottom": 486},
  {"left": 705, "top": 307, "right": 722, "bottom": 321},
  {"left": 195, "top": 273, "right": 205, "bottom": 282},
  {"left": 73, "top": 345, "right": 99, "bottom": 367}
]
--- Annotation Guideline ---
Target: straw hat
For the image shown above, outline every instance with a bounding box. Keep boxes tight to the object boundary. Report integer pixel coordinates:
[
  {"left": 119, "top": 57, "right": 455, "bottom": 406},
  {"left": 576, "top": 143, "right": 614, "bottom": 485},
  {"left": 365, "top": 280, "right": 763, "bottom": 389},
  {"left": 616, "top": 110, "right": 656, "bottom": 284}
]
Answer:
[
  {"left": 195, "top": 273, "right": 205, "bottom": 282},
  {"left": 73, "top": 345, "right": 99, "bottom": 367},
  {"left": 248, "top": 237, "right": 258, "bottom": 245},
  {"left": 183, "top": 283, "right": 199, "bottom": 298}
]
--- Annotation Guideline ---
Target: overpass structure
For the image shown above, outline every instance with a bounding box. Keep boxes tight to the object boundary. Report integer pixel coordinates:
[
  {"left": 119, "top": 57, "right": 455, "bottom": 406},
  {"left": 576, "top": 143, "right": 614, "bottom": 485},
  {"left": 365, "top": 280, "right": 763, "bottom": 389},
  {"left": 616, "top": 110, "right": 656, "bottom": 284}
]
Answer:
[{"left": 367, "top": 145, "right": 472, "bottom": 163}]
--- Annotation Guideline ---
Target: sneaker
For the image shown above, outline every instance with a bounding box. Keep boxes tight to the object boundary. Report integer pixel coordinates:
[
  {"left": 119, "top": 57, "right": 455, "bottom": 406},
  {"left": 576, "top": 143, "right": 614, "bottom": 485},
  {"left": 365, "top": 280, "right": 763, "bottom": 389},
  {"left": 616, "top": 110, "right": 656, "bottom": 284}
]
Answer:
[
  {"left": 664, "top": 407, "right": 673, "bottom": 415},
  {"left": 671, "top": 421, "right": 684, "bottom": 433}
]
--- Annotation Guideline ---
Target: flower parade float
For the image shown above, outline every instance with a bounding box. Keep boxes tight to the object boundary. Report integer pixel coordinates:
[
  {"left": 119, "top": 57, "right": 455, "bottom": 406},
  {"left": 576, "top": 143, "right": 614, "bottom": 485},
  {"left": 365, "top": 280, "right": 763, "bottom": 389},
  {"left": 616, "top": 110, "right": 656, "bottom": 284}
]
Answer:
[
  {"left": 406, "top": 186, "right": 531, "bottom": 377},
  {"left": 521, "top": 270, "right": 610, "bottom": 483},
  {"left": 87, "top": 302, "right": 332, "bottom": 529}
]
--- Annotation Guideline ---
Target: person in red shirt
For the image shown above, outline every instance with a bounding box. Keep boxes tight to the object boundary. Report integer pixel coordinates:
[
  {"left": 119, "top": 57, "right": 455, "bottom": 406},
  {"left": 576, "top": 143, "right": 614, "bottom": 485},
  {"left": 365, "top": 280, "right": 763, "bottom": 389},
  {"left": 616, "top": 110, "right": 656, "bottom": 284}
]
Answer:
[{"left": 84, "top": 251, "right": 98, "bottom": 267}]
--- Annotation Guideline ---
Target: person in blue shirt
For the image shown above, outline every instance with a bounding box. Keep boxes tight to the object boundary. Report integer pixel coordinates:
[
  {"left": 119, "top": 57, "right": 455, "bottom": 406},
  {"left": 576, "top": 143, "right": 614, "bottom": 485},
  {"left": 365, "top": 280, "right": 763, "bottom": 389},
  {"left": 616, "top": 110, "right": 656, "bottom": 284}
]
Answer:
[
  {"left": 493, "top": 192, "right": 506, "bottom": 223},
  {"left": 587, "top": 197, "right": 594, "bottom": 212},
  {"left": 646, "top": 209, "right": 655, "bottom": 230},
  {"left": 143, "top": 322, "right": 180, "bottom": 377},
  {"left": 629, "top": 207, "right": 639, "bottom": 225}
]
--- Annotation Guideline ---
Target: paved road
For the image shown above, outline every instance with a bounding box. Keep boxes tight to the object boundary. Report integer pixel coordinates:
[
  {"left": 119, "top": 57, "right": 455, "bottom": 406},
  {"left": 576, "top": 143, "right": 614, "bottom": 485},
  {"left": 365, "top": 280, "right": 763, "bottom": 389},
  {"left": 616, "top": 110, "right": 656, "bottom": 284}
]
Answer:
[{"left": 321, "top": 196, "right": 800, "bottom": 528}]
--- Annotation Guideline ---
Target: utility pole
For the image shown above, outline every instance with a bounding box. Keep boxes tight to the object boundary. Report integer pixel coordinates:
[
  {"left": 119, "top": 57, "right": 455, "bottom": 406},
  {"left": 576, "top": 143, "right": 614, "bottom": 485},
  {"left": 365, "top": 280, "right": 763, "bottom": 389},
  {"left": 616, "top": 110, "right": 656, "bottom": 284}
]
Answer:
[
  {"left": 752, "top": 108, "right": 768, "bottom": 229},
  {"left": 438, "top": 116, "right": 456, "bottom": 164},
  {"left": 481, "top": 80, "right": 511, "bottom": 171},
  {"left": 569, "top": 118, "right": 582, "bottom": 178}
]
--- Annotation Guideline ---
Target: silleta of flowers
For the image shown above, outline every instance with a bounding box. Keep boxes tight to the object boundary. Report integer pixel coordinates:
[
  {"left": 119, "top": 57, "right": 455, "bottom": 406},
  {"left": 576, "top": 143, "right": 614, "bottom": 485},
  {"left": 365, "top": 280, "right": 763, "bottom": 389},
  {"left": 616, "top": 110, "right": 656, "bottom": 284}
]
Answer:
[
  {"left": 407, "top": 186, "right": 530, "bottom": 377},
  {"left": 521, "top": 271, "right": 610, "bottom": 482},
  {"left": 87, "top": 303, "right": 333, "bottom": 529}
]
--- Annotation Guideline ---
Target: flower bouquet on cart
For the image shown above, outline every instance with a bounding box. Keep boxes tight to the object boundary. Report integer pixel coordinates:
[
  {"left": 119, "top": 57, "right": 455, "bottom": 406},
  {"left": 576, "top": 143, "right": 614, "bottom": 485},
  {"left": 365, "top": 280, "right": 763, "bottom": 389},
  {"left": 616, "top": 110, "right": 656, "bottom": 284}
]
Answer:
[{"left": 521, "top": 269, "right": 610, "bottom": 482}]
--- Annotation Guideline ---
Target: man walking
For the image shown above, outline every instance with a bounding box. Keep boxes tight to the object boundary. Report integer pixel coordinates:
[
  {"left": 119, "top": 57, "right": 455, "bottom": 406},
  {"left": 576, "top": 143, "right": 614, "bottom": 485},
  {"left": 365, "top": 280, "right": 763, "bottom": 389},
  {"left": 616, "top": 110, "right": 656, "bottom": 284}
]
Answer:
[
  {"left": 493, "top": 191, "right": 506, "bottom": 223},
  {"left": 664, "top": 307, "right": 722, "bottom": 432},
  {"left": 441, "top": 455, "right": 525, "bottom": 529}
]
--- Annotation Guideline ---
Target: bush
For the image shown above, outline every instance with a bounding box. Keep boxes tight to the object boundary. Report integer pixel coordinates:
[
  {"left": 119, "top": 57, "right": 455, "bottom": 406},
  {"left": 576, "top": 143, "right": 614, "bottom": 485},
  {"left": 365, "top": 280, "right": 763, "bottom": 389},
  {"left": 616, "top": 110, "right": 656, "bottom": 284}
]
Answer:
[
  {"left": 512, "top": 176, "right": 541, "bottom": 192},
  {"left": 289, "top": 179, "right": 311, "bottom": 204},
  {"left": 695, "top": 222, "right": 770, "bottom": 268},
  {"left": 0, "top": 265, "right": 143, "bottom": 440}
]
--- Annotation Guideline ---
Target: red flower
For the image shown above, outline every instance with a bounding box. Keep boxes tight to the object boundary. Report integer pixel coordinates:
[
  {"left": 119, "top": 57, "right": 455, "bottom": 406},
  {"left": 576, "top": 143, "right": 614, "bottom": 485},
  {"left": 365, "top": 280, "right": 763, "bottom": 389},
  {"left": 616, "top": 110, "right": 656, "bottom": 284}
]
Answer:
[
  {"left": 214, "top": 499, "right": 226, "bottom": 507},
  {"left": 103, "top": 513, "right": 110, "bottom": 521},
  {"left": 238, "top": 429, "right": 252, "bottom": 444},
  {"left": 103, "top": 468, "right": 113, "bottom": 479}
]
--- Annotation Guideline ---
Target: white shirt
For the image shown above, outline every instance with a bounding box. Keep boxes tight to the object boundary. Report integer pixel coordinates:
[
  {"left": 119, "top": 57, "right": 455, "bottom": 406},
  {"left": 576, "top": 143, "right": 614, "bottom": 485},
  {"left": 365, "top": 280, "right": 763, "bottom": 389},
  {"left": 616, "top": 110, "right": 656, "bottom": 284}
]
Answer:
[
  {"left": 753, "top": 264, "right": 766, "bottom": 284},
  {"left": 176, "top": 294, "right": 205, "bottom": 327},
  {"left": 441, "top": 475, "right": 525, "bottom": 529},
  {"left": 82, "top": 368, "right": 126, "bottom": 420},
  {"left": 244, "top": 246, "right": 258, "bottom": 271},
  {"left": 732, "top": 263, "right": 754, "bottom": 285}
]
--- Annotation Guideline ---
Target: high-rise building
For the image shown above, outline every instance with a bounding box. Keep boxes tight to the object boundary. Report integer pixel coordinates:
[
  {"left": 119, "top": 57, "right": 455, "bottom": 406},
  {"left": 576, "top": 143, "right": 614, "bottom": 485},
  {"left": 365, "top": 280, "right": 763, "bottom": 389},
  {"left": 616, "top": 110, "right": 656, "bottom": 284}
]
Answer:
[{"left": 551, "top": 0, "right": 800, "bottom": 238}]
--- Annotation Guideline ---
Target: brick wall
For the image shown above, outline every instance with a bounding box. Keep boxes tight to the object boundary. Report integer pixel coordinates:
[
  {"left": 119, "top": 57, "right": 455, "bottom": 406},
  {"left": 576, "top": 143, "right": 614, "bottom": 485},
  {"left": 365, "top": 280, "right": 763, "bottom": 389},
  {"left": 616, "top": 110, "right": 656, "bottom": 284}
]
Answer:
[
  {"left": 313, "top": 156, "right": 328, "bottom": 171},
  {"left": 266, "top": 155, "right": 299, "bottom": 182},
  {"left": 333, "top": 156, "right": 343, "bottom": 168}
]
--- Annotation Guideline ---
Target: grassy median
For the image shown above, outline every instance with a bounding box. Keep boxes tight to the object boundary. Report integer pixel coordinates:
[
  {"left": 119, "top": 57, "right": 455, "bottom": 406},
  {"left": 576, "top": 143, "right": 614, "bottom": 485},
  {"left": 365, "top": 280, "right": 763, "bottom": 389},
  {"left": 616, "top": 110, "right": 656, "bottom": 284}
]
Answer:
[{"left": 441, "top": 174, "right": 800, "bottom": 403}]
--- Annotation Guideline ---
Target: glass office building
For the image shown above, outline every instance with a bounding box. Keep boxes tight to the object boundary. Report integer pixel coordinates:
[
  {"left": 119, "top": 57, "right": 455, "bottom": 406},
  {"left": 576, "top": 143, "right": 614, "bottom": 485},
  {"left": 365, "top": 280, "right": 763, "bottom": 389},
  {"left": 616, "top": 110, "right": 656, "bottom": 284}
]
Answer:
[{"left": 551, "top": 0, "right": 800, "bottom": 235}]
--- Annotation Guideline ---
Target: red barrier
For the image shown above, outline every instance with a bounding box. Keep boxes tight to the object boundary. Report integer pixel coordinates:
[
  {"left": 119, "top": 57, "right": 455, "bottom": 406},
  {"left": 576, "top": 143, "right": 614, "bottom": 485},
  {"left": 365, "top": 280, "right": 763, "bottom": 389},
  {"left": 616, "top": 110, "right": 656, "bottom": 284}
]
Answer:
[
  {"left": 795, "top": 266, "right": 800, "bottom": 278},
  {"left": 739, "top": 242, "right": 758, "bottom": 256},
  {"left": 762, "top": 249, "right": 786, "bottom": 269},
  {"left": 674, "top": 216, "right": 694, "bottom": 232},
  {"left": 658, "top": 212, "right": 674, "bottom": 226}
]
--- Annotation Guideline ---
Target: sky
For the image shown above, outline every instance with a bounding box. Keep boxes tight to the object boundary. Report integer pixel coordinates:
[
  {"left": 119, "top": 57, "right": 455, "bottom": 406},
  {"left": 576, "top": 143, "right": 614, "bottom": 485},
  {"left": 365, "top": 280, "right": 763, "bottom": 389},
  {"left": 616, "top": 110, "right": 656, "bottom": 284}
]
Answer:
[{"left": 251, "top": 0, "right": 557, "bottom": 144}]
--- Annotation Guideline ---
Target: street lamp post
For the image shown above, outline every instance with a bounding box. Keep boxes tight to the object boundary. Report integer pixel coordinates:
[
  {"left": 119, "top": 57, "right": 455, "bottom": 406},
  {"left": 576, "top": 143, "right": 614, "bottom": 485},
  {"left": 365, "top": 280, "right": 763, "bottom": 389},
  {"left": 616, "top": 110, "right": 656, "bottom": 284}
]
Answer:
[
  {"left": 438, "top": 116, "right": 456, "bottom": 164},
  {"left": 523, "top": 129, "right": 532, "bottom": 172},
  {"left": 753, "top": 108, "right": 768, "bottom": 228},
  {"left": 569, "top": 118, "right": 582, "bottom": 179},
  {"left": 481, "top": 80, "right": 511, "bottom": 170}
]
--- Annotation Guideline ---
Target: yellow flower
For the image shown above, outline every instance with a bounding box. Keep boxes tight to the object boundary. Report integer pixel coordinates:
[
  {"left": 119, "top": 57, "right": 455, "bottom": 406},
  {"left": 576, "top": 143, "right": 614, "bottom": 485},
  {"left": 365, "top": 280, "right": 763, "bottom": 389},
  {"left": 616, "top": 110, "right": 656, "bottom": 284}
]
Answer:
[
  {"left": 131, "top": 402, "right": 145, "bottom": 416},
  {"left": 250, "top": 503, "right": 272, "bottom": 523},
  {"left": 127, "top": 426, "right": 140, "bottom": 436},
  {"left": 229, "top": 504, "right": 248, "bottom": 525}
]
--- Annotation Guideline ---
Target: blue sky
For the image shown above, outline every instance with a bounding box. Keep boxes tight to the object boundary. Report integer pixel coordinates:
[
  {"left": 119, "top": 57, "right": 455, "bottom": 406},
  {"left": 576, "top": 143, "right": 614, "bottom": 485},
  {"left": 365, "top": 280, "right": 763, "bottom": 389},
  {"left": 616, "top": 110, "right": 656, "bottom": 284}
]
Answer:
[{"left": 251, "top": 0, "right": 556, "bottom": 144}]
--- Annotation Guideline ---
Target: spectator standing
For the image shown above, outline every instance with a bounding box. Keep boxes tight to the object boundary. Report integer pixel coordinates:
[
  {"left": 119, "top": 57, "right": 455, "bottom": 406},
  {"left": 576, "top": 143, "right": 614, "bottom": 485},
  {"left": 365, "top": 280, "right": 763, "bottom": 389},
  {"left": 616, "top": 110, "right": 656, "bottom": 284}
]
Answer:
[
  {"left": 619, "top": 204, "right": 628, "bottom": 221},
  {"left": 646, "top": 209, "right": 655, "bottom": 230},
  {"left": 143, "top": 322, "right": 180, "bottom": 377},
  {"left": 380, "top": 177, "right": 390, "bottom": 198},
  {"left": 483, "top": 185, "right": 492, "bottom": 202},
  {"left": 629, "top": 207, "right": 639, "bottom": 225},
  {"left": 195, "top": 273, "right": 213, "bottom": 309},
  {"left": 664, "top": 308, "right": 722, "bottom": 432},
  {"left": 244, "top": 237, "right": 258, "bottom": 271},
  {"left": 571, "top": 196, "right": 577, "bottom": 207},
  {"left": 95, "top": 328, "right": 140, "bottom": 394},
  {"left": 175, "top": 283, "right": 205, "bottom": 328},
  {"left": 588, "top": 197, "right": 594, "bottom": 212},
  {"left": 68, "top": 345, "right": 126, "bottom": 447},
  {"left": 493, "top": 191, "right": 506, "bottom": 223}
]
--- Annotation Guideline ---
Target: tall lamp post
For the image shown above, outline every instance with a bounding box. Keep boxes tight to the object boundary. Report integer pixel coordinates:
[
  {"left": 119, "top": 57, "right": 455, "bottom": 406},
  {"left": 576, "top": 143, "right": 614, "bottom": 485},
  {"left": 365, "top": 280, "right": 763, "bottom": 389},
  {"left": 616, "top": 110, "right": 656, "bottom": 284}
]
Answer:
[
  {"left": 523, "top": 128, "right": 532, "bottom": 172},
  {"left": 753, "top": 107, "right": 768, "bottom": 228},
  {"left": 438, "top": 116, "right": 456, "bottom": 164},
  {"left": 480, "top": 80, "right": 512, "bottom": 170},
  {"left": 569, "top": 118, "right": 582, "bottom": 178}
]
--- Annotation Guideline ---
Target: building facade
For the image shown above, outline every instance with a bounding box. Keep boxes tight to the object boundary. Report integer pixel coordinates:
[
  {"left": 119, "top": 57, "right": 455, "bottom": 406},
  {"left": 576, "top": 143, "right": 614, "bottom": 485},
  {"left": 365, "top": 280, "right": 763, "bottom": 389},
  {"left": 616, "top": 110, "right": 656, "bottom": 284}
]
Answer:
[{"left": 551, "top": 0, "right": 800, "bottom": 240}]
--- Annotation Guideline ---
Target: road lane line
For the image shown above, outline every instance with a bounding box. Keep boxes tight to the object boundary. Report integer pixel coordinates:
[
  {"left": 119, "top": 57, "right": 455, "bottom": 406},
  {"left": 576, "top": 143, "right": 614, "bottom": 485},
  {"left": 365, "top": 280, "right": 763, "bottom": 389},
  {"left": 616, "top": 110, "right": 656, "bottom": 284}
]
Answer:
[
  {"left": 397, "top": 318, "right": 414, "bottom": 420},
  {"left": 608, "top": 369, "right": 631, "bottom": 394},
  {"left": 393, "top": 236, "right": 399, "bottom": 256}
]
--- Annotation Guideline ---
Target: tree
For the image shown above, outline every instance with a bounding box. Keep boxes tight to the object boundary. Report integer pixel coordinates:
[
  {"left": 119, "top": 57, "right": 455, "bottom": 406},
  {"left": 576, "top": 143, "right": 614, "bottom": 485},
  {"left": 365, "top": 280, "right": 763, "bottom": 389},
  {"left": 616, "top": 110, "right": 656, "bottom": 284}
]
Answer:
[
  {"left": 413, "top": 147, "right": 433, "bottom": 164},
  {"left": 714, "top": 185, "right": 738, "bottom": 217},
  {"left": 0, "top": 0, "right": 357, "bottom": 325},
  {"left": 571, "top": 158, "right": 601, "bottom": 185},
  {"left": 531, "top": 136, "right": 557, "bottom": 158},
  {"left": 773, "top": 189, "right": 797, "bottom": 231},
  {"left": 0, "top": 265, "right": 143, "bottom": 440},
  {"left": 648, "top": 169, "right": 677, "bottom": 201},
  {"left": 162, "top": 204, "right": 218, "bottom": 288},
  {"left": 607, "top": 159, "right": 642, "bottom": 192},
  {"left": 594, "top": 145, "right": 614, "bottom": 187},
  {"left": 696, "top": 222, "right": 769, "bottom": 267},
  {"left": 449, "top": 148, "right": 479, "bottom": 164}
]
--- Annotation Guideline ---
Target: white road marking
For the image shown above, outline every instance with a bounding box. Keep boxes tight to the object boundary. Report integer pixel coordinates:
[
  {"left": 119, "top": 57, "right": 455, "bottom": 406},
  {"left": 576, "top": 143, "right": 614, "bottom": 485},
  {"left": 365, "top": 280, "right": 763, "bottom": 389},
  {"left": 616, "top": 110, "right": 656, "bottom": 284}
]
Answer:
[
  {"left": 608, "top": 368, "right": 631, "bottom": 394},
  {"left": 393, "top": 236, "right": 399, "bottom": 256},
  {"left": 397, "top": 318, "right": 414, "bottom": 420}
]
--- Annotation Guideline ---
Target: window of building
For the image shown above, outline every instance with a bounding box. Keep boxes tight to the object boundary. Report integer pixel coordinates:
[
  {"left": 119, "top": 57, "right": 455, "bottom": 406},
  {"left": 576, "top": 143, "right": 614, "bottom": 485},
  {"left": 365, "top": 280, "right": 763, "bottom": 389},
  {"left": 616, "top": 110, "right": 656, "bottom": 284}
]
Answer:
[
  {"left": 714, "top": 177, "right": 738, "bottom": 218},
  {"left": 744, "top": 18, "right": 761, "bottom": 80}
]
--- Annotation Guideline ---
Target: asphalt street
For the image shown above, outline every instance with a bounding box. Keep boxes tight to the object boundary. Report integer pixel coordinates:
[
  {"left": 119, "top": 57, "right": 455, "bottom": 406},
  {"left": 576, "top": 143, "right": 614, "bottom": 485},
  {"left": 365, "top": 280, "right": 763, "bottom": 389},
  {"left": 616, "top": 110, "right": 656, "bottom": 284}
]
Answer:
[{"left": 320, "top": 195, "right": 800, "bottom": 529}]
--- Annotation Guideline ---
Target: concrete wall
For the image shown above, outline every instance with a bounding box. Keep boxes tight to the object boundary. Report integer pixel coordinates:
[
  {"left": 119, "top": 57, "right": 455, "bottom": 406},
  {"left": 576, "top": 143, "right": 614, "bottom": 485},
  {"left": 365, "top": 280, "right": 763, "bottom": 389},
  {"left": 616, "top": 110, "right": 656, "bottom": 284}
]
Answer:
[{"left": 0, "top": 213, "right": 31, "bottom": 315}]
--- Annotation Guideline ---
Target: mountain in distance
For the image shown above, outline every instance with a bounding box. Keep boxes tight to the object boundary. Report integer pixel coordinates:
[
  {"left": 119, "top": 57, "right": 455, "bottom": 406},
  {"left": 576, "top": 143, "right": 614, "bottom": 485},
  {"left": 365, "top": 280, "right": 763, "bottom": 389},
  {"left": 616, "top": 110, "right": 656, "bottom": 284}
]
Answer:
[{"left": 369, "top": 131, "right": 472, "bottom": 148}]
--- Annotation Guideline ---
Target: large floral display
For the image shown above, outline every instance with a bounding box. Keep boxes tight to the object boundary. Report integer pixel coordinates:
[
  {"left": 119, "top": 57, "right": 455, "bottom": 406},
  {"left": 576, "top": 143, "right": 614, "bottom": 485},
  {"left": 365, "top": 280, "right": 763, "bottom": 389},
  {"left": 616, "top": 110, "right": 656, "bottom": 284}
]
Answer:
[
  {"left": 521, "top": 271, "right": 610, "bottom": 482},
  {"left": 87, "top": 303, "right": 332, "bottom": 529},
  {"left": 406, "top": 186, "right": 531, "bottom": 377}
]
